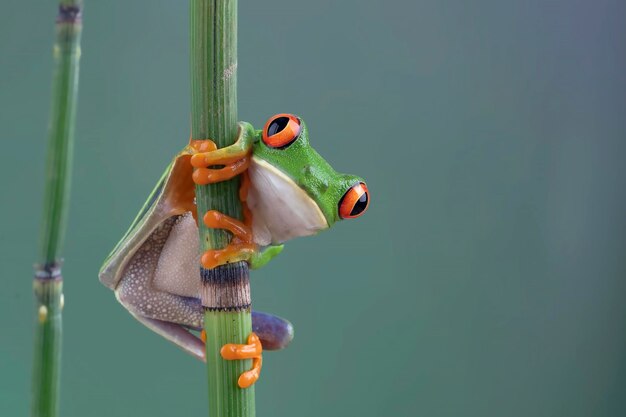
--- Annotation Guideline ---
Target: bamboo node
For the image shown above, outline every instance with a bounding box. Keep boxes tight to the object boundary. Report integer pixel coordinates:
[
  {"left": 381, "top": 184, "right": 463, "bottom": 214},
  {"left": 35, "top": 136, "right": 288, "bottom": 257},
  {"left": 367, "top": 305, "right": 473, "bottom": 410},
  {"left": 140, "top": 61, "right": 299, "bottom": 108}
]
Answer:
[
  {"left": 34, "top": 262, "right": 63, "bottom": 281},
  {"left": 57, "top": 4, "right": 82, "bottom": 24}
]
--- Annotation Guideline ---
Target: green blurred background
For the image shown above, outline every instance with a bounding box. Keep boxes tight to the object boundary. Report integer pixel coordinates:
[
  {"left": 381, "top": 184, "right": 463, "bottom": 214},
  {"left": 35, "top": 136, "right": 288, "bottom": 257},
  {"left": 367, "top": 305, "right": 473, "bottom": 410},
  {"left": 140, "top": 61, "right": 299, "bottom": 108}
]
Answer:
[{"left": 2, "top": 1, "right": 625, "bottom": 416}]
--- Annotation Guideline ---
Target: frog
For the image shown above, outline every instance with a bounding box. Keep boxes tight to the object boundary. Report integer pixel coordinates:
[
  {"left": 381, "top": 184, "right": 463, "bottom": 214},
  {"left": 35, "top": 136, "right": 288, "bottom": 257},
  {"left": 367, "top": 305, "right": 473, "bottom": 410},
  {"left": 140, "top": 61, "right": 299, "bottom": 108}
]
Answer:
[{"left": 99, "top": 113, "right": 369, "bottom": 386}]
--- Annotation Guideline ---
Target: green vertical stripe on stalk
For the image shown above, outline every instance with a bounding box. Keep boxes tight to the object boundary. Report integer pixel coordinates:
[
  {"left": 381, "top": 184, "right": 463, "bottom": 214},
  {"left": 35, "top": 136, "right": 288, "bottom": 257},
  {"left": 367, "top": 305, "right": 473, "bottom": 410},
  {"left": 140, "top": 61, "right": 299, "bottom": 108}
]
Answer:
[
  {"left": 205, "top": 310, "right": 255, "bottom": 417},
  {"left": 190, "top": 0, "right": 255, "bottom": 416},
  {"left": 191, "top": 0, "right": 243, "bottom": 250},
  {"left": 32, "top": 2, "right": 82, "bottom": 417}
]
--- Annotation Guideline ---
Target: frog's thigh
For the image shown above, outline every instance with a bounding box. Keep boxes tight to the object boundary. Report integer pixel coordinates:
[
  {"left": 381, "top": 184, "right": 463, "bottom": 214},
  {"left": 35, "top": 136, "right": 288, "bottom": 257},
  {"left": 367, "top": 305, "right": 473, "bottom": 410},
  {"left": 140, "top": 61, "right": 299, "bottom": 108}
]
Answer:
[
  {"left": 115, "top": 214, "right": 204, "bottom": 330},
  {"left": 152, "top": 212, "right": 203, "bottom": 299}
]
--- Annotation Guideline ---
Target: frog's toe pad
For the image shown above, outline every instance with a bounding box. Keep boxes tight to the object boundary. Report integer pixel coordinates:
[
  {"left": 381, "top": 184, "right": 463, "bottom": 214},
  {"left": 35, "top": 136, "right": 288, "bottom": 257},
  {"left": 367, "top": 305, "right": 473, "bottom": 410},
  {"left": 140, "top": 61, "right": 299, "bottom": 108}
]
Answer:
[
  {"left": 220, "top": 332, "right": 263, "bottom": 388},
  {"left": 238, "top": 356, "right": 262, "bottom": 388}
]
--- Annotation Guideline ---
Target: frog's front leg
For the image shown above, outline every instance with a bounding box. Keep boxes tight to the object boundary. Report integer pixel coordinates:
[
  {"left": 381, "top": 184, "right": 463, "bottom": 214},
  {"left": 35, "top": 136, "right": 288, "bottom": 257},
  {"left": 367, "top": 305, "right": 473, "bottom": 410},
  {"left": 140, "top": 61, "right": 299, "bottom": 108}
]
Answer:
[
  {"left": 199, "top": 210, "right": 285, "bottom": 269},
  {"left": 200, "top": 210, "right": 256, "bottom": 269},
  {"left": 189, "top": 123, "right": 253, "bottom": 185},
  {"left": 190, "top": 123, "right": 261, "bottom": 269}
]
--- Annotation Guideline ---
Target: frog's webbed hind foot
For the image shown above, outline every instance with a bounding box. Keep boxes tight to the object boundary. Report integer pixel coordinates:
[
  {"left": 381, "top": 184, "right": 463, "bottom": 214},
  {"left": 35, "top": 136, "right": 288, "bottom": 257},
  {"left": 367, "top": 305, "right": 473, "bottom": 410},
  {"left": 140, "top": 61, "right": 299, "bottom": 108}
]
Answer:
[
  {"left": 126, "top": 309, "right": 292, "bottom": 364},
  {"left": 221, "top": 333, "right": 263, "bottom": 388},
  {"left": 125, "top": 303, "right": 293, "bottom": 363}
]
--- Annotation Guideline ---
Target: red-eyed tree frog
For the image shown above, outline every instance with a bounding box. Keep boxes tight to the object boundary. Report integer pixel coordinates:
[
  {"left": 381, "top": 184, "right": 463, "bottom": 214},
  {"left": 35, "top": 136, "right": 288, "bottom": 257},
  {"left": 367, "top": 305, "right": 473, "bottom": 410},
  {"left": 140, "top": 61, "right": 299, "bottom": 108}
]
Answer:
[{"left": 99, "top": 114, "right": 369, "bottom": 369}]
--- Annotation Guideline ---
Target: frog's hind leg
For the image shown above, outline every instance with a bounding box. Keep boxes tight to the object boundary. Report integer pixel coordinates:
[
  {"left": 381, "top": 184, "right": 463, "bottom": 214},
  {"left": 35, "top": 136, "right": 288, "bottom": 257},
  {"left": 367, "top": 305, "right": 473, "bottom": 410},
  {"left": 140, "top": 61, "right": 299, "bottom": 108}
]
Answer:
[
  {"left": 114, "top": 258, "right": 207, "bottom": 361},
  {"left": 113, "top": 214, "right": 207, "bottom": 359},
  {"left": 114, "top": 212, "right": 293, "bottom": 363},
  {"left": 118, "top": 284, "right": 295, "bottom": 361},
  {"left": 250, "top": 311, "right": 293, "bottom": 351}
]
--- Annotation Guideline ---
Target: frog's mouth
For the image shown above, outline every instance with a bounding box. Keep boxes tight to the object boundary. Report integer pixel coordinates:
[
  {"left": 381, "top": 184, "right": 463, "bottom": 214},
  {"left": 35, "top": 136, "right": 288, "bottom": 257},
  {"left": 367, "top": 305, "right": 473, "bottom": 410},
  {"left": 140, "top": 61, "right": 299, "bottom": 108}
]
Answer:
[{"left": 247, "top": 156, "right": 328, "bottom": 246}]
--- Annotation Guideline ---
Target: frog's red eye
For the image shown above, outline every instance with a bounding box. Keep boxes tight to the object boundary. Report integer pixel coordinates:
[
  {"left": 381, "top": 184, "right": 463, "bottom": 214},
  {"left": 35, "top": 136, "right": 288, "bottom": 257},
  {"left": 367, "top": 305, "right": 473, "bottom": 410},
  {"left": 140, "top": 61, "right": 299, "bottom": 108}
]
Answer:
[
  {"left": 262, "top": 114, "right": 301, "bottom": 148},
  {"left": 339, "top": 182, "right": 369, "bottom": 219}
]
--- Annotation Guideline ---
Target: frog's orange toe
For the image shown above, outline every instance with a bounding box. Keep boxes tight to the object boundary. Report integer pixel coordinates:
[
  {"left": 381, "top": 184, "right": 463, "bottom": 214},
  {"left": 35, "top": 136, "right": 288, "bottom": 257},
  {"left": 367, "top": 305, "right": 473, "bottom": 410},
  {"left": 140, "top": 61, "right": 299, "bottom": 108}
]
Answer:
[
  {"left": 192, "top": 168, "right": 213, "bottom": 185},
  {"left": 190, "top": 139, "right": 218, "bottom": 153},
  {"left": 238, "top": 356, "right": 262, "bottom": 388}
]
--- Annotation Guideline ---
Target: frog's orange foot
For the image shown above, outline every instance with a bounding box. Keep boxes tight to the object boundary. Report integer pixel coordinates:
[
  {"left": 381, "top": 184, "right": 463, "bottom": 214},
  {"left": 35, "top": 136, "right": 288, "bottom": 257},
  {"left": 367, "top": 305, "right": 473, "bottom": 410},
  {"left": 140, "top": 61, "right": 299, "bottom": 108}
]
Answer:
[
  {"left": 192, "top": 157, "right": 250, "bottom": 185},
  {"left": 190, "top": 138, "right": 251, "bottom": 185},
  {"left": 221, "top": 333, "right": 263, "bottom": 388},
  {"left": 201, "top": 243, "right": 256, "bottom": 269},
  {"left": 200, "top": 210, "right": 256, "bottom": 269}
]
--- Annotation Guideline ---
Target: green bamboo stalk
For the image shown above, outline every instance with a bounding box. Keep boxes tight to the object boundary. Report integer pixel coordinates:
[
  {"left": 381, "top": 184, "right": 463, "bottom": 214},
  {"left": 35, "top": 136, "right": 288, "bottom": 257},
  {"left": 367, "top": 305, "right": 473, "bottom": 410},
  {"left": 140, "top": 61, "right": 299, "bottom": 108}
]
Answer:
[
  {"left": 190, "top": 1, "right": 255, "bottom": 416},
  {"left": 32, "top": 2, "right": 82, "bottom": 417}
]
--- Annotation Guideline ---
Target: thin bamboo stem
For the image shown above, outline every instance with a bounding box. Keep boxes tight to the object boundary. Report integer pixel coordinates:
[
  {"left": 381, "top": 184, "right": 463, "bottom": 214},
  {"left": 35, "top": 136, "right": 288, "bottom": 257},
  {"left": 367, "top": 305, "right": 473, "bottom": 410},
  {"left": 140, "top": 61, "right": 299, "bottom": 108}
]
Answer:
[
  {"left": 189, "top": 1, "right": 255, "bottom": 416},
  {"left": 31, "top": 2, "right": 82, "bottom": 417},
  {"left": 205, "top": 310, "right": 254, "bottom": 417}
]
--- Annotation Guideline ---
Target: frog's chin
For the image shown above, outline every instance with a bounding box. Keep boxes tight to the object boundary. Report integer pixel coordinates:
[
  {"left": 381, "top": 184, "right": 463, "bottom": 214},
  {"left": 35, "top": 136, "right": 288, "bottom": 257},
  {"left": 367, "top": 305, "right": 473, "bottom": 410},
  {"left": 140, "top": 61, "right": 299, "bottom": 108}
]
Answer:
[{"left": 247, "top": 156, "right": 328, "bottom": 247}]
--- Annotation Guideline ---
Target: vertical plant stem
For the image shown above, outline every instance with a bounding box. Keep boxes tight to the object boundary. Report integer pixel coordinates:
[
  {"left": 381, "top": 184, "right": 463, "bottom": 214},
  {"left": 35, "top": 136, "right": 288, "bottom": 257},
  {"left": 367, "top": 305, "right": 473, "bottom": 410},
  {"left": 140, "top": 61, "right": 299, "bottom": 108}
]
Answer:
[
  {"left": 32, "top": 2, "right": 82, "bottom": 417},
  {"left": 190, "top": 1, "right": 255, "bottom": 416}
]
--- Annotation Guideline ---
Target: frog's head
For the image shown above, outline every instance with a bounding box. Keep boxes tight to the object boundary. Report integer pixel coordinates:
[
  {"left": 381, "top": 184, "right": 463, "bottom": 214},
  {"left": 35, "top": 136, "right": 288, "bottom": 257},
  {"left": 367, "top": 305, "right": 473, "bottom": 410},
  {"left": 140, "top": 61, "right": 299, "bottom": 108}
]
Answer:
[{"left": 248, "top": 113, "right": 369, "bottom": 246}]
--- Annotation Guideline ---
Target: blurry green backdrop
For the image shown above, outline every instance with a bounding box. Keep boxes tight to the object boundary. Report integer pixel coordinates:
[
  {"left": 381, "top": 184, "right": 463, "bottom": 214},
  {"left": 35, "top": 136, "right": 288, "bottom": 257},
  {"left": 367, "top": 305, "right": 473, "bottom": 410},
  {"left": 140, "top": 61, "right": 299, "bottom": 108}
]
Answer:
[{"left": 2, "top": 1, "right": 626, "bottom": 416}]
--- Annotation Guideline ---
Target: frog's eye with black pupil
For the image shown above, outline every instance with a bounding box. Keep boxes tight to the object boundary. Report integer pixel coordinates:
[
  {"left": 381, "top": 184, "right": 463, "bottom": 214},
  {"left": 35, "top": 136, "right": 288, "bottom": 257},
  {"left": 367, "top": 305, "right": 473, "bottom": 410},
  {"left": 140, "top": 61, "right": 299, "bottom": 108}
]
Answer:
[
  {"left": 262, "top": 114, "right": 301, "bottom": 148},
  {"left": 339, "top": 182, "right": 369, "bottom": 219}
]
